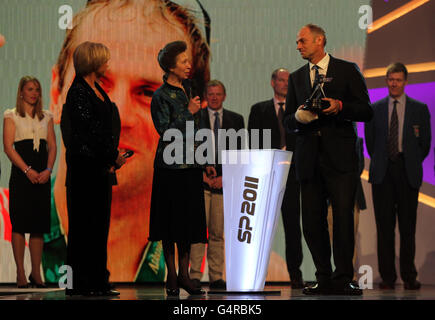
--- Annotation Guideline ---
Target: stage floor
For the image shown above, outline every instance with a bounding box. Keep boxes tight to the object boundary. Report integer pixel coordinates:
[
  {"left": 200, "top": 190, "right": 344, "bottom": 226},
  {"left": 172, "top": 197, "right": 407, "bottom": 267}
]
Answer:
[{"left": 1, "top": 283, "right": 434, "bottom": 300}]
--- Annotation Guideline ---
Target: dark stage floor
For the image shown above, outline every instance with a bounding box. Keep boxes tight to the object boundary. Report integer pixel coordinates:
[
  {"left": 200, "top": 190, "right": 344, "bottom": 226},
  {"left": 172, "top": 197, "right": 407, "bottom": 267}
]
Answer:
[
  {"left": 1, "top": 283, "right": 434, "bottom": 318},
  {"left": 1, "top": 283, "right": 435, "bottom": 300}
]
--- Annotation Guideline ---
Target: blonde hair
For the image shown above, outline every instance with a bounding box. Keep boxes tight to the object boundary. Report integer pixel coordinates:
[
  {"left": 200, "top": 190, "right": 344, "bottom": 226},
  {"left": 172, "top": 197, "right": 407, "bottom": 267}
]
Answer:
[
  {"left": 16, "top": 76, "right": 44, "bottom": 120},
  {"left": 56, "top": 0, "right": 210, "bottom": 97},
  {"left": 73, "top": 41, "right": 110, "bottom": 77}
]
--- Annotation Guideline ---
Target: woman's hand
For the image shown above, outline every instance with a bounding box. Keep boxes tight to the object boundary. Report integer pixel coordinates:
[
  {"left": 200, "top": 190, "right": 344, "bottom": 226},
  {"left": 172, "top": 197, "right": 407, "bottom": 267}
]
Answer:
[
  {"left": 115, "top": 153, "right": 126, "bottom": 168},
  {"left": 26, "top": 169, "right": 40, "bottom": 184},
  {"left": 205, "top": 166, "right": 217, "bottom": 178},
  {"left": 37, "top": 170, "right": 51, "bottom": 184},
  {"left": 188, "top": 96, "right": 201, "bottom": 115}
]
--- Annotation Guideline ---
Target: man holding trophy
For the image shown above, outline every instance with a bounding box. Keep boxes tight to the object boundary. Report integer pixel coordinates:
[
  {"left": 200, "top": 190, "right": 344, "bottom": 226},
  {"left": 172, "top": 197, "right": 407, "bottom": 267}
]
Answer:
[{"left": 283, "top": 24, "right": 373, "bottom": 295}]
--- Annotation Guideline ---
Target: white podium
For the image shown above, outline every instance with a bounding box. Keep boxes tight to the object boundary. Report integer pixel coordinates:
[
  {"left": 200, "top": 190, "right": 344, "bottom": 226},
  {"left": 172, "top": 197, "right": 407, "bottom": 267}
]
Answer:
[{"left": 221, "top": 149, "right": 292, "bottom": 292}]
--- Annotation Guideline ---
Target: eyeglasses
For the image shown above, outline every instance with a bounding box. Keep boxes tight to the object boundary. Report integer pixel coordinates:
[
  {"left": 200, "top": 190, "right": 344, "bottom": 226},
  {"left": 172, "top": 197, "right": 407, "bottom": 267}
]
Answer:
[{"left": 86, "top": 0, "right": 210, "bottom": 45}]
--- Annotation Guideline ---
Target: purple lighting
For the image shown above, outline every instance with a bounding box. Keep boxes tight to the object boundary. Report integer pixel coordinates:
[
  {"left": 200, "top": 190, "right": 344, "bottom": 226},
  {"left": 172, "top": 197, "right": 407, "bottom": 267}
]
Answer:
[{"left": 358, "top": 82, "right": 435, "bottom": 186}]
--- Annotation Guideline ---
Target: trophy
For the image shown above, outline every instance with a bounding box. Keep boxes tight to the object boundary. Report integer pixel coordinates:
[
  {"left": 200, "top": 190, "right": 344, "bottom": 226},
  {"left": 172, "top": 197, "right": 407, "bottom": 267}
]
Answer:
[{"left": 302, "top": 74, "right": 333, "bottom": 113}]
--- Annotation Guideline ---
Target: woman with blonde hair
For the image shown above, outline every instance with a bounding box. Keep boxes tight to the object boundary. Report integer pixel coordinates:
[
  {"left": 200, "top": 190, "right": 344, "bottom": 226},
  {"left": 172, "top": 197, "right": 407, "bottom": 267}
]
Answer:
[
  {"left": 60, "top": 41, "right": 126, "bottom": 296},
  {"left": 3, "top": 76, "right": 57, "bottom": 288}
]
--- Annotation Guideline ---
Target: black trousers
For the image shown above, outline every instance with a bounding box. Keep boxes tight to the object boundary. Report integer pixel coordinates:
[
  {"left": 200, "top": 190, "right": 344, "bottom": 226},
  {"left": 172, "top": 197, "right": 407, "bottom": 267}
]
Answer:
[
  {"left": 372, "top": 156, "right": 419, "bottom": 283},
  {"left": 281, "top": 165, "right": 303, "bottom": 281},
  {"left": 66, "top": 156, "right": 111, "bottom": 292},
  {"left": 300, "top": 156, "right": 357, "bottom": 287}
]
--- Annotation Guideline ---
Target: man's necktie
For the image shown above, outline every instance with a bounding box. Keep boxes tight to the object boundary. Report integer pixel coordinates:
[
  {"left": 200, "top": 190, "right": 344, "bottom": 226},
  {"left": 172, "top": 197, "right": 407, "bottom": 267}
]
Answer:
[
  {"left": 277, "top": 102, "right": 286, "bottom": 149},
  {"left": 388, "top": 100, "right": 399, "bottom": 160},
  {"left": 214, "top": 111, "right": 220, "bottom": 164},
  {"left": 312, "top": 65, "right": 320, "bottom": 91}
]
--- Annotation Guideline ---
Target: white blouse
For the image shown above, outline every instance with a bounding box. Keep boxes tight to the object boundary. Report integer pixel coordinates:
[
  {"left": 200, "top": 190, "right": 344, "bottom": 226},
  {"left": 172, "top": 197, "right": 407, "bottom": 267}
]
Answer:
[{"left": 4, "top": 108, "right": 53, "bottom": 152}]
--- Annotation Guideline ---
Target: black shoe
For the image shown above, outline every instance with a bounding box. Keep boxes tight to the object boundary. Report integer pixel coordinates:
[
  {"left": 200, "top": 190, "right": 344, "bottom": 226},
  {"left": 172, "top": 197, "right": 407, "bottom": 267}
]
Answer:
[
  {"left": 290, "top": 279, "right": 305, "bottom": 289},
  {"left": 191, "top": 279, "right": 202, "bottom": 289},
  {"left": 178, "top": 278, "right": 205, "bottom": 295},
  {"left": 29, "top": 274, "right": 47, "bottom": 288},
  {"left": 379, "top": 281, "right": 395, "bottom": 290},
  {"left": 209, "top": 279, "right": 226, "bottom": 290},
  {"left": 17, "top": 283, "right": 30, "bottom": 289},
  {"left": 302, "top": 282, "right": 332, "bottom": 295},
  {"left": 333, "top": 282, "right": 363, "bottom": 296},
  {"left": 98, "top": 289, "right": 121, "bottom": 296},
  {"left": 404, "top": 280, "right": 421, "bottom": 290},
  {"left": 166, "top": 288, "right": 180, "bottom": 296},
  {"left": 65, "top": 289, "right": 88, "bottom": 296}
]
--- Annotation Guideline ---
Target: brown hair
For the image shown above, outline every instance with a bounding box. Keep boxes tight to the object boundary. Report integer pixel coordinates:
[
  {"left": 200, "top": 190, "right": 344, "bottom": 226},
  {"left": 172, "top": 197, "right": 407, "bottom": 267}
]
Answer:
[
  {"left": 56, "top": 0, "right": 210, "bottom": 97},
  {"left": 304, "top": 23, "right": 327, "bottom": 47},
  {"left": 386, "top": 62, "right": 408, "bottom": 80},
  {"left": 205, "top": 79, "right": 226, "bottom": 95},
  {"left": 16, "top": 76, "right": 44, "bottom": 120},
  {"left": 271, "top": 68, "right": 289, "bottom": 81},
  {"left": 158, "top": 40, "right": 188, "bottom": 74}
]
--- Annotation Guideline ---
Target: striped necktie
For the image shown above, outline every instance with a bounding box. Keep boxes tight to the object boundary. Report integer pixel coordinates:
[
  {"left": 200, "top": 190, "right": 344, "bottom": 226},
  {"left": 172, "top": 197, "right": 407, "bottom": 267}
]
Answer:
[{"left": 388, "top": 100, "right": 399, "bottom": 160}]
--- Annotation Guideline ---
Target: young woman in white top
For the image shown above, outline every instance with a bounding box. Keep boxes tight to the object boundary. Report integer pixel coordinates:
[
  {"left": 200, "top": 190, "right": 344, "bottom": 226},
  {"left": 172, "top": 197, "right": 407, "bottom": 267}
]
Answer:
[{"left": 3, "top": 76, "right": 56, "bottom": 288}]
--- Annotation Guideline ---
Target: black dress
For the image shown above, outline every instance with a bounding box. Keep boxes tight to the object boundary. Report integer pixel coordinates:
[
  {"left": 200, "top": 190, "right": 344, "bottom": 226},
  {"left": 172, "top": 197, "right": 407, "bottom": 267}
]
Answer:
[{"left": 5, "top": 109, "right": 52, "bottom": 234}]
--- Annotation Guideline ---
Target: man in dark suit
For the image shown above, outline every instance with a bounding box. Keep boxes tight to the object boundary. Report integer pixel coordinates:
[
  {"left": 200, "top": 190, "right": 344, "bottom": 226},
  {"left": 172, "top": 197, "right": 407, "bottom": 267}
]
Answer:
[
  {"left": 248, "top": 68, "right": 305, "bottom": 289},
  {"left": 190, "top": 80, "right": 245, "bottom": 290},
  {"left": 283, "top": 24, "right": 373, "bottom": 295},
  {"left": 365, "top": 63, "right": 431, "bottom": 290}
]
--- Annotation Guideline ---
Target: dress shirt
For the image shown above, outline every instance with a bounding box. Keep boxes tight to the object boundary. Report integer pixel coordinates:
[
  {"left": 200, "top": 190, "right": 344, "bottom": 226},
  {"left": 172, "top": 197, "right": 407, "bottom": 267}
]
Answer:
[
  {"left": 388, "top": 93, "right": 406, "bottom": 153},
  {"left": 309, "top": 53, "right": 330, "bottom": 88}
]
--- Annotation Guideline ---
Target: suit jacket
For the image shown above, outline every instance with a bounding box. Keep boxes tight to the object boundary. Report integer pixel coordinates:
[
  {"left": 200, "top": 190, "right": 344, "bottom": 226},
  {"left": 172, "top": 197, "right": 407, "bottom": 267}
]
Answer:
[
  {"left": 200, "top": 107, "right": 245, "bottom": 193},
  {"left": 248, "top": 99, "right": 296, "bottom": 154},
  {"left": 283, "top": 55, "right": 373, "bottom": 180},
  {"left": 364, "top": 95, "right": 431, "bottom": 189}
]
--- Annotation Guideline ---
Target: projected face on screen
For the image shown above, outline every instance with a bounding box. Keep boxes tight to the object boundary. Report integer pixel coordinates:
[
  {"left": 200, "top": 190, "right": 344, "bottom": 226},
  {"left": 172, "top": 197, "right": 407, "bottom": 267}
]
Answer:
[{"left": 49, "top": 0, "right": 209, "bottom": 281}]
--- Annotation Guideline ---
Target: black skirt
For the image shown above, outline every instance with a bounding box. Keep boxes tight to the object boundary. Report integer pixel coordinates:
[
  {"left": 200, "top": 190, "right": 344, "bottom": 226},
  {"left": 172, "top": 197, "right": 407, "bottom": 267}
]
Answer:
[
  {"left": 149, "top": 167, "right": 207, "bottom": 244},
  {"left": 9, "top": 140, "right": 51, "bottom": 233}
]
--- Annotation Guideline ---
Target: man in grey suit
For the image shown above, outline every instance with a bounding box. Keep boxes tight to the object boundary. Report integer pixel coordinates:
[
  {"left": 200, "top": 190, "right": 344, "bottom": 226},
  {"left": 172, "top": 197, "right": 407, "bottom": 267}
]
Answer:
[{"left": 365, "top": 63, "right": 431, "bottom": 290}]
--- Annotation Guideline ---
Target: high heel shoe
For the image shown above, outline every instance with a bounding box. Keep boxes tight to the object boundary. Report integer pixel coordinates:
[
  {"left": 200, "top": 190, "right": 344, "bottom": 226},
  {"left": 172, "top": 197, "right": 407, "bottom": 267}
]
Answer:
[
  {"left": 177, "top": 278, "right": 205, "bottom": 295},
  {"left": 17, "top": 283, "right": 29, "bottom": 289},
  {"left": 166, "top": 288, "right": 180, "bottom": 296},
  {"left": 29, "top": 274, "right": 47, "bottom": 288}
]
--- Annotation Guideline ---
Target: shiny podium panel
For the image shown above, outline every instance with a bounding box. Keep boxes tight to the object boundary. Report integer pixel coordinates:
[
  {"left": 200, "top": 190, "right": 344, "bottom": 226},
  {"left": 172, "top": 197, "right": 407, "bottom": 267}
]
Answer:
[{"left": 221, "top": 149, "right": 292, "bottom": 291}]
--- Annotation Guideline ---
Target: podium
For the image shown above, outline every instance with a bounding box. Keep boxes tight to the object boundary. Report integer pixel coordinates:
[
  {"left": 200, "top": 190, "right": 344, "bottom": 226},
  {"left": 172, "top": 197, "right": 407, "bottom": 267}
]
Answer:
[{"left": 221, "top": 149, "right": 292, "bottom": 292}]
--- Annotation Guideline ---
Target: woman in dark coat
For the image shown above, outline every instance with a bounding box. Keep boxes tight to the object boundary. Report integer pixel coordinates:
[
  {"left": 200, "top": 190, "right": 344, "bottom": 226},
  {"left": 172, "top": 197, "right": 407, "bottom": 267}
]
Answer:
[
  {"left": 149, "top": 41, "right": 215, "bottom": 296},
  {"left": 60, "top": 41, "right": 126, "bottom": 296}
]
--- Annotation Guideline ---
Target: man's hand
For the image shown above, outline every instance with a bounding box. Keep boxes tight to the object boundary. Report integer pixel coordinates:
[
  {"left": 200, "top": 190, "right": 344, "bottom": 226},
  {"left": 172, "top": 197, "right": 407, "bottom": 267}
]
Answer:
[
  {"left": 322, "top": 98, "right": 341, "bottom": 115},
  {"left": 295, "top": 105, "right": 318, "bottom": 124}
]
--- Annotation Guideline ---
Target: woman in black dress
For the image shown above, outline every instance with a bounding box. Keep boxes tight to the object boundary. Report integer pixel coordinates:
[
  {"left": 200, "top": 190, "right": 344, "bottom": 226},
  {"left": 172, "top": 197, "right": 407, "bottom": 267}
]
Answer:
[
  {"left": 60, "top": 41, "right": 126, "bottom": 296},
  {"left": 149, "top": 41, "right": 215, "bottom": 296},
  {"left": 3, "top": 76, "right": 57, "bottom": 288}
]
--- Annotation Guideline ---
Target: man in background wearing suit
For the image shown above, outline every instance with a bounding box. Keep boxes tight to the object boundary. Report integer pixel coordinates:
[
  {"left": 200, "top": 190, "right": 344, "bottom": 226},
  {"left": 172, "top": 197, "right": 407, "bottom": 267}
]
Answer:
[
  {"left": 365, "top": 63, "right": 431, "bottom": 290},
  {"left": 248, "top": 68, "right": 305, "bottom": 289},
  {"left": 190, "top": 80, "right": 245, "bottom": 290},
  {"left": 283, "top": 24, "right": 373, "bottom": 295}
]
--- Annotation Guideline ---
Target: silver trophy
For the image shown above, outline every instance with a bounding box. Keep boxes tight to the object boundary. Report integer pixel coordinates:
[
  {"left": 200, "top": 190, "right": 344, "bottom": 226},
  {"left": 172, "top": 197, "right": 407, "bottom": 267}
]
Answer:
[{"left": 302, "top": 75, "right": 333, "bottom": 113}]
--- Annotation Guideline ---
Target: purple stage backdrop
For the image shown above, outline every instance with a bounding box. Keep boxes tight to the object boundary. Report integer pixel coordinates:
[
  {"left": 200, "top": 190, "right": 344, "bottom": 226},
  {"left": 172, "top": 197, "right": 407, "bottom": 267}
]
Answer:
[{"left": 357, "top": 82, "right": 435, "bottom": 186}]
